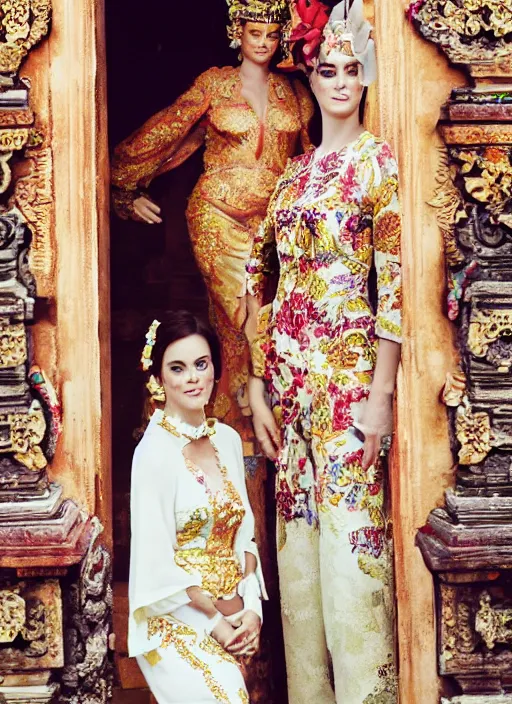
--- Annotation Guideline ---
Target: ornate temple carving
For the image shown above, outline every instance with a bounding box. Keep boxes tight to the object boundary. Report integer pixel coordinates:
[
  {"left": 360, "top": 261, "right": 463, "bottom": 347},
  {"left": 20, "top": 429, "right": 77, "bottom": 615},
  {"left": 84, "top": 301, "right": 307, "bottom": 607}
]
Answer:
[
  {"left": 0, "top": 0, "right": 52, "bottom": 75},
  {"left": 409, "top": 0, "right": 512, "bottom": 700},
  {"left": 58, "top": 519, "right": 113, "bottom": 704},
  {"left": 0, "top": 4, "right": 113, "bottom": 704},
  {"left": 0, "top": 579, "right": 63, "bottom": 669},
  {"left": 408, "top": 0, "right": 512, "bottom": 64}
]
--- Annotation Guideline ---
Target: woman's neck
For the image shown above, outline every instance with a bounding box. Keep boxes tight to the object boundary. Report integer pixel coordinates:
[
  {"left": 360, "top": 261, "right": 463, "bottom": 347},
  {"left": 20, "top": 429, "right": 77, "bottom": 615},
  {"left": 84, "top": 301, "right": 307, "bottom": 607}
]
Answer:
[
  {"left": 239, "top": 57, "right": 270, "bottom": 83},
  {"left": 316, "top": 111, "right": 364, "bottom": 157},
  {"left": 163, "top": 405, "right": 205, "bottom": 428}
]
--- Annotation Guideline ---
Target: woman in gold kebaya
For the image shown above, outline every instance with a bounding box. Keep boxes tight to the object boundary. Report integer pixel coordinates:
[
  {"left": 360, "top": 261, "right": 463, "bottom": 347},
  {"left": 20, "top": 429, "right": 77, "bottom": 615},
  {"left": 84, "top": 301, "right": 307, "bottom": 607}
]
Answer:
[{"left": 111, "top": 0, "right": 313, "bottom": 456}]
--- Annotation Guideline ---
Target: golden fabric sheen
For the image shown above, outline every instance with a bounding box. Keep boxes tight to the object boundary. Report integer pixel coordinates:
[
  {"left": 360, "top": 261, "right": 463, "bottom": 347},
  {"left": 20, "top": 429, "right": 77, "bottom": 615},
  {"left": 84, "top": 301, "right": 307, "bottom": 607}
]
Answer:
[{"left": 111, "top": 66, "right": 313, "bottom": 443}]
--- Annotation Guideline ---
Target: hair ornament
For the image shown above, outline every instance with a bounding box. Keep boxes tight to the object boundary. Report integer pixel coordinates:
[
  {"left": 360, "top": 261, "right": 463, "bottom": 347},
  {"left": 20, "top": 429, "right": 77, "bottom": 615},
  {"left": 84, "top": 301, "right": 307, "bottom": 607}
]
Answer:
[
  {"left": 226, "top": 0, "right": 292, "bottom": 58},
  {"left": 289, "top": 0, "right": 376, "bottom": 85},
  {"left": 141, "top": 319, "right": 161, "bottom": 372},
  {"left": 289, "top": 0, "right": 330, "bottom": 65}
]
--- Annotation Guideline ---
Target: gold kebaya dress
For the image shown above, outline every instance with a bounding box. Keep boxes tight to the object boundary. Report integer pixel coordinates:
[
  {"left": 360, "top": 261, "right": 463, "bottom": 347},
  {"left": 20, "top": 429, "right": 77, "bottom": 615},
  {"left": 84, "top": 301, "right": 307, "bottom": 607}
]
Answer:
[{"left": 111, "top": 66, "right": 313, "bottom": 454}]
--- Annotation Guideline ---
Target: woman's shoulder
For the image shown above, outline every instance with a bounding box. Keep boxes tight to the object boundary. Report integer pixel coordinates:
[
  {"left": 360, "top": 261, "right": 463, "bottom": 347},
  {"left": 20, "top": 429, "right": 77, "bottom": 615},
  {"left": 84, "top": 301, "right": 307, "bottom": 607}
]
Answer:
[
  {"left": 196, "top": 65, "right": 237, "bottom": 88},
  {"left": 214, "top": 420, "right": 242, "bottom": 446},
  {"left": 132, "top": 413, "right": 179, "bottom": 470},
  {"left": 358, "top": 131, "right": 396, "bottom": 161}
]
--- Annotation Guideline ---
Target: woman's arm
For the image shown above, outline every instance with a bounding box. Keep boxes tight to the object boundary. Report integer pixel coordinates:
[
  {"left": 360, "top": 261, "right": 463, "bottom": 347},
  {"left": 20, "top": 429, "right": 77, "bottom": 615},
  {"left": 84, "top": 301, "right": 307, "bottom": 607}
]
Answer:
[
  {"left": 111, "top": 69, "right": 214, "bottom": 221},
  {"left": 360, "top": 339, "right": 401, "bottom": 470},
  {"left": 360, "top": 143, "right": 402, "bottom": 470}
]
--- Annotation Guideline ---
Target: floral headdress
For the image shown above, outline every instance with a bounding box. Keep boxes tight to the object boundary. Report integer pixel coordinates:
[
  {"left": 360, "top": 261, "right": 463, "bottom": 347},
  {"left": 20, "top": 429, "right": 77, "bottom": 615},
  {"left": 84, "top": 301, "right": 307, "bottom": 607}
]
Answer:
[
  {"left": 290, "top": 0, "right": 376, "bottom": 85},
  {"left": 226, "top": 0, "right": 291, "bottom": 50},
  {"left": 140, "top": 319, "right": 160, "bottom": 372}
]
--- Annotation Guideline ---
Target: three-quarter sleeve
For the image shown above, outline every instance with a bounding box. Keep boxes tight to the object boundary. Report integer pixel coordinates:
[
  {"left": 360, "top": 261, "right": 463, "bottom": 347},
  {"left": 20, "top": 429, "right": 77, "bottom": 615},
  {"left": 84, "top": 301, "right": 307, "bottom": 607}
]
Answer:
[
  {"left": 111, "top": 68, "right": 214, "bottom": 220},
  {"left": 292, "top": 78, "right": 314, "bottom": 152},
  {"left": 128, "top": 440, "right": 202, "bottom": 656},
  {"left": 372, "top": 144, "right": 402, "bottom": 344}
]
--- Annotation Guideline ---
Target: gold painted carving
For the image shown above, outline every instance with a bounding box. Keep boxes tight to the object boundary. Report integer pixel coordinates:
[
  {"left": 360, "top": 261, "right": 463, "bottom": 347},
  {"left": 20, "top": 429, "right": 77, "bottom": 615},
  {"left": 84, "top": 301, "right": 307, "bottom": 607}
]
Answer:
[
  {"left": 0, "top": 128, "right": 31, "bottom": 195},
  {"left": 442, "top": 369, "right": 467, "bottom": 407},
  {"left": 0, "top": 588, "right": 25, "bottom": 642},
  {"left": 429, "top": 152, "right": 465, "bottom": 267},
  {"left": 409, "top": 0, "right": 512, "bottom": 64},
  {"left": 0, "top": 580, "right": 63, "bottom": 670},
  {"left": 457, "top": 148, "right": 512, "bottom": 230},
  {"left": 12, "top": 146, "right": 54, "bottom": 294},
  {"left": 475, "top": 591, "right": 512, "bottom": 650},
  {"left": 455, "top": 397, "right": 491, "bottom": 465},
  {"left": 0, "top": 128, "right": 30, "bottom": 152},
  {"left": 0, "top": 400, "right": 47, "bottom": 470},
  {"left": 0, "top": 0, "right": 52, "bottom": 74},
  {"left": 0, "top": 322, "right": 27, "bottom": 368},
  {"left": 468, "top": 309, "right": 512, "bottom": 371}
]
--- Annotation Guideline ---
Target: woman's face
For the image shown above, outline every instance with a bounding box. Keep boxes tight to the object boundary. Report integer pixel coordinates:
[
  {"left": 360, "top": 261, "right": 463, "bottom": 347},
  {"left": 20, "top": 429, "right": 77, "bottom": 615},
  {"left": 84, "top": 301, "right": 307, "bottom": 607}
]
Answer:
[
  {"left": 240, "top": 21, "right": 281, "bottom": 65},
  {"left": 310, "top": 52, "right": 364, "bottom": 121},
  {"left": 159, "top": 334, "right": 215, "bottom": 417}
]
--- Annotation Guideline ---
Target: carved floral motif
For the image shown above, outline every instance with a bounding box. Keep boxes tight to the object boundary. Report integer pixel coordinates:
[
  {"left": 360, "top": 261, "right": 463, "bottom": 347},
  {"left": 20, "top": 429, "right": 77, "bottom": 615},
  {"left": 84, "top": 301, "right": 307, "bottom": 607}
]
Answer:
[
  {"left": 455, "top": 397, "right": 492, "bottom": 465},
  {"left": 475, "top": 591, "right": 512, "bottom": 650},
  {"left": 0, "top": 580, "right": 63, "bottom": 670},
  {"left": 408, "top": 0, "right": 512, "bottom": 64},
  {"left": 0, "top": 400, "right": 47, "bottom": 470},
  {"left": 0, "top": 0, "right": 52, "bottom": 74},
  {"left": 0, "top": 323, "right": 27, "bottom": 369},
  {"left": 468, "top": 308, "right": 512, "bottom": 372},
  {"left": 12, "top": 146, "right": 54, "bottom": 294},
  {"left": 0, "top": 588, "right": 25, "bottom": 642}
]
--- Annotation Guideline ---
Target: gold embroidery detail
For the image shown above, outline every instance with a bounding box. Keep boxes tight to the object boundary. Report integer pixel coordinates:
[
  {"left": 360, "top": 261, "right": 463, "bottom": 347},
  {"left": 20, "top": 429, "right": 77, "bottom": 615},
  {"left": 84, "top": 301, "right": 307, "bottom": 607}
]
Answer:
[
  {"left": 174, "top": 446, "right": 245, "bottom": 598},
  {"left": 147, "top": 617, "right": 231, "bottom": 703},
  {"left": 199, "top": 633, "right": 238, "bottom": 666},
  {"left": 238, "top": 688, "right": 250, "bottom": 703}
]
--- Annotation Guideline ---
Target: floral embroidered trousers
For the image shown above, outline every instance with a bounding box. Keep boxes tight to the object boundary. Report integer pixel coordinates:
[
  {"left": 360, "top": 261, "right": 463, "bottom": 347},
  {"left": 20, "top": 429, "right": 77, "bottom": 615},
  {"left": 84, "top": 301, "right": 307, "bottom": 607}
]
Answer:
[{"left": 274, "top": 392, "right": 397, "bottom": 704}]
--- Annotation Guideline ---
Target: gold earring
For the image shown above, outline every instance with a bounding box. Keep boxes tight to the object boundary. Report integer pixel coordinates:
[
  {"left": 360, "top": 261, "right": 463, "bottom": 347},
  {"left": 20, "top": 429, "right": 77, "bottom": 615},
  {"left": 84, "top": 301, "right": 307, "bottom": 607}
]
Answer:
[{"left": 146, "top": 375, "right": 165, "bottom": 403}]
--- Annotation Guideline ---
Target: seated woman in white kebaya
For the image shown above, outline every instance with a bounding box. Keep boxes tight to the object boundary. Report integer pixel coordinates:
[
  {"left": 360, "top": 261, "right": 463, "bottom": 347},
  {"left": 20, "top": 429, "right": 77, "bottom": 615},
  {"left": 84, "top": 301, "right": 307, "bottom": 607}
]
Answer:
[{"left": 129, "top": 311, "right": 266, "bottom": 704}]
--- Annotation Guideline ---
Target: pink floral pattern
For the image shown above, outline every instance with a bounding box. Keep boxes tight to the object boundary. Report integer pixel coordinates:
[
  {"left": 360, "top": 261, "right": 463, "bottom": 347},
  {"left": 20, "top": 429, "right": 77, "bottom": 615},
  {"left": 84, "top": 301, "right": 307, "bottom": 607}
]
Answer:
[{"left": 246, "top": 131, "right": 402, "bottom": 524}]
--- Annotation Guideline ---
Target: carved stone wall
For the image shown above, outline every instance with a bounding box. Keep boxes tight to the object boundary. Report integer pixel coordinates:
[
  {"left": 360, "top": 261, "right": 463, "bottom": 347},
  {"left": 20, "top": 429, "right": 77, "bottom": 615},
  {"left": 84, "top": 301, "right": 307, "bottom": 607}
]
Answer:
[
  {"left": 409, "top": 0, "right": 512, "bottom": 700},
  {"left": 0, "top": 3, "right": 112, "bottom": 702}
]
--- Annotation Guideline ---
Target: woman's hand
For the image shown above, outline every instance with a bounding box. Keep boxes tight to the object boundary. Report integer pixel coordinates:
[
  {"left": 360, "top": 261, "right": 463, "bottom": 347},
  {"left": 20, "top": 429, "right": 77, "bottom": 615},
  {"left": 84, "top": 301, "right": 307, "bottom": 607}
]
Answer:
[
  {"left": 248, "top": 376, "right": 280, "bottom": 460},
  {"left": 134, "top": 195, "right": 162, "bottom": 224},
  {"left": 357, "top": 390, "right": 394, "bottom": 471},
  {"left": 211, "top": 618, "right": 238, "bottom": 649},
  {"left": 226, "top": 611, "right": 262, "bottom": 657}
]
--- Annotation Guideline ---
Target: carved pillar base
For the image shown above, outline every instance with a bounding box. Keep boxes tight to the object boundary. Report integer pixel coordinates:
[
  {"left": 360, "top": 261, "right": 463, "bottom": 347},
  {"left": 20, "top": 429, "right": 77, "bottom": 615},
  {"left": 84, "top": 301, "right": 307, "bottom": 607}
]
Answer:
[{"left": 0, "top": 684, "right": 59, "bottom": 703}]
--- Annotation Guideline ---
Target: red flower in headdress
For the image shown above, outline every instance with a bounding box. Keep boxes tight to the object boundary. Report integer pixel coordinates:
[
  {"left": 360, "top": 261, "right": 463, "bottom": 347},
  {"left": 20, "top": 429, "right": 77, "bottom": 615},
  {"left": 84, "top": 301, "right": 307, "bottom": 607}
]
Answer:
[{"left": 290, "top": 0, "right": 330, "bottom": 64}]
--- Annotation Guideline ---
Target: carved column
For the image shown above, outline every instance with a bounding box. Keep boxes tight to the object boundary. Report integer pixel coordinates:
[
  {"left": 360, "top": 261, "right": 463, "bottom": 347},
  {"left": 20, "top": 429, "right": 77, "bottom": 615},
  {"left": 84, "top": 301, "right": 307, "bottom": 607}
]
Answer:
[
  {"left": 408, "top": 1, "right": 512, "bottom": 701},
  {"left": 0, "top": 3, "right": 112, "bottom": 702}
]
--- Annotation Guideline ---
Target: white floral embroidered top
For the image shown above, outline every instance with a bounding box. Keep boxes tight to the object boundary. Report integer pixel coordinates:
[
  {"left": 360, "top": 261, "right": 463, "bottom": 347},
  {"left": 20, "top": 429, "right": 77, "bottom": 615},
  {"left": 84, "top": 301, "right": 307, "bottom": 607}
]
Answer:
[{"left": 128, "top": 409, "right": 266, "bottom": 658}]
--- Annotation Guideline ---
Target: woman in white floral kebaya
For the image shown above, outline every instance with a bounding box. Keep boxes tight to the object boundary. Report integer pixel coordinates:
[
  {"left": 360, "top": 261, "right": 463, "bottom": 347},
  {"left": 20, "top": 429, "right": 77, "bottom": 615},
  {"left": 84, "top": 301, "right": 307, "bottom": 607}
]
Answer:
[{"left": 245, "top": 1, "right": 402, "bottom": 701}]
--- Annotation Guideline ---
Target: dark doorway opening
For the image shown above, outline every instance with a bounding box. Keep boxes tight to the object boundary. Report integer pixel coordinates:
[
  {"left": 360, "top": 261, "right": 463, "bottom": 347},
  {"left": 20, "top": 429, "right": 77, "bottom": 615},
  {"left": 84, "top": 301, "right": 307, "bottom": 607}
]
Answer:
[{"left": 106, "top": 0, "right": 234, "bottom": 581}]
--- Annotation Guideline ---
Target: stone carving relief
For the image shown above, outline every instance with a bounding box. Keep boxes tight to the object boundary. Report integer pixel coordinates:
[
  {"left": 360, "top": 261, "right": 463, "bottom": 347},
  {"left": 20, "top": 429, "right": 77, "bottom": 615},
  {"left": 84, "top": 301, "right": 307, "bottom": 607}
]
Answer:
[
  {"left": 0, "top": 5, "right": 113, "bottom": 704},
  {"left": 475, "top": 591, "right": 512, "bottom": 650},
  {"left": 408, "top": 0, "right": 512, "bottom": 64},
  {"left": 0, "top": 0, "right": 52, "bottom": 75},
  {"left": 409, "top": 0, "right": 512, "bottom": 699},
  {"left": 0, "top": 579, "right": 63, "bottom": 670},
  {"left": 58, "top": 519, "right": 113, "bottom": 704}
]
